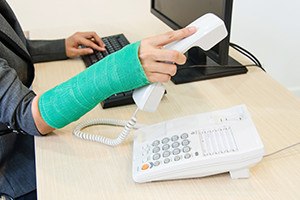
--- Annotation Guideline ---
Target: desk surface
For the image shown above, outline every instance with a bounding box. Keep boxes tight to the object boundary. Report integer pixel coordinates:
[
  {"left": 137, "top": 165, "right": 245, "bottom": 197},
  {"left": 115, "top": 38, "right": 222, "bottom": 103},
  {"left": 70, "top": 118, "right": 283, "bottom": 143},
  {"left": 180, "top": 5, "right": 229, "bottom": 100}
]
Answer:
[
  {"left": 32, "top": 6, "right": 300, "bottom": 200},
  {"left": 33, "top": 61, "right": 300, "bottom": 200}
]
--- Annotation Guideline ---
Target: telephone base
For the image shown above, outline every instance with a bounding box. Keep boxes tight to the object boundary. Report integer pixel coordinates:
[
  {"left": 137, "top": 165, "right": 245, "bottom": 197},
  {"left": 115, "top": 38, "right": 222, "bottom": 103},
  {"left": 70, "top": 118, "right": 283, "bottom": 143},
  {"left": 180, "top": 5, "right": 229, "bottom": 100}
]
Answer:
[{"left": 132, "top": 105, "right": 264, "bottom": 183}]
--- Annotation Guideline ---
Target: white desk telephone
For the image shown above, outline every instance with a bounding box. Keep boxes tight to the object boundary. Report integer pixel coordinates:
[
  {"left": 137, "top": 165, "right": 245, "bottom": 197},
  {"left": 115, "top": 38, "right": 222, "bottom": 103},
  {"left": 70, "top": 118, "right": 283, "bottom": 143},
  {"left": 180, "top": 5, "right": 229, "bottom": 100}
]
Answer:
[
  {"left": 73, "top": 13, "right": 264, "bottom": 183},
  {"left": 132, "top": 104, "right": 264, "bottom": 183}
]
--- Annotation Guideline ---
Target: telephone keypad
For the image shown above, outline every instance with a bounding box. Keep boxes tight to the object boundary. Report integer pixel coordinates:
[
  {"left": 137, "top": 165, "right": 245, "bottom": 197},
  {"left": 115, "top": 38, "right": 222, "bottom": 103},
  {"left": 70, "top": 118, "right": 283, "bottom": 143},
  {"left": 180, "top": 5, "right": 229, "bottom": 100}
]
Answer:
[
  {"left": 140, "top": 126, "right": 238, "bottom": 171},
  {"left": 141, "top": 132, "right": 194, "bottom": 170}
]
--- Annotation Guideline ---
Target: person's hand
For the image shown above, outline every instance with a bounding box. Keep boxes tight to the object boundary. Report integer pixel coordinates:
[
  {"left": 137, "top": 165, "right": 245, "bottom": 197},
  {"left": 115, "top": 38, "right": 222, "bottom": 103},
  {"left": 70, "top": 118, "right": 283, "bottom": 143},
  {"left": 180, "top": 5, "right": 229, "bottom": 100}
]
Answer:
[
  {"left": 139, "top": 27, "right": 197, "bottom": 83},
  {"left": 65, "top": 32, "right": 106, "bottom": 58}
]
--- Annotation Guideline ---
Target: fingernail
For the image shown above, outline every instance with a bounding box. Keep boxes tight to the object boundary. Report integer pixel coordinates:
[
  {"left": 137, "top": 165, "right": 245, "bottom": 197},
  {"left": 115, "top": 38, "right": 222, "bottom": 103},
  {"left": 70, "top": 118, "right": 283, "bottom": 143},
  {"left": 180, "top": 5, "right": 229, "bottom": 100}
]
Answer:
[{"left": 188, "top": 26, "right": 197, "bottom": 32}]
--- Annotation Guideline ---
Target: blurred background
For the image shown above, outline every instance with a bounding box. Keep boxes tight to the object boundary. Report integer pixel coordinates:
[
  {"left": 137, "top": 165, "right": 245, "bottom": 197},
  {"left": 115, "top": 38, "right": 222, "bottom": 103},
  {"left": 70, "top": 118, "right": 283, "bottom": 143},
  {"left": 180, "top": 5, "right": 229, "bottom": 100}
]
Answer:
[{"left": 7, "top": 0, "right": 300, "bottom": 97}]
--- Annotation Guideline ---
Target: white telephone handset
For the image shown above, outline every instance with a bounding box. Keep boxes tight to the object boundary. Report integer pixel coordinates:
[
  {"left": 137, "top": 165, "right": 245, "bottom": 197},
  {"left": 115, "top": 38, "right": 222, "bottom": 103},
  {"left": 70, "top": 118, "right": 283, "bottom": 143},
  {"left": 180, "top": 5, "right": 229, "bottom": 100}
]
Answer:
[{"left": 133, "top": 13, "right": 228, "bottom": 112}]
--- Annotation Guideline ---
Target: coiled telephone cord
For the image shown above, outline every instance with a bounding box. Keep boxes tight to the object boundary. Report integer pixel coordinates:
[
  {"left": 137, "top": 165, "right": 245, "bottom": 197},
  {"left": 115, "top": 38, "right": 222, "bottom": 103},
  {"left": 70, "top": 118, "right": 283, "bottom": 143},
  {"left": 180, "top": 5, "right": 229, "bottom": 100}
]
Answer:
[{"left": 73, "top": 108, "right": 143, "bottom": 146}]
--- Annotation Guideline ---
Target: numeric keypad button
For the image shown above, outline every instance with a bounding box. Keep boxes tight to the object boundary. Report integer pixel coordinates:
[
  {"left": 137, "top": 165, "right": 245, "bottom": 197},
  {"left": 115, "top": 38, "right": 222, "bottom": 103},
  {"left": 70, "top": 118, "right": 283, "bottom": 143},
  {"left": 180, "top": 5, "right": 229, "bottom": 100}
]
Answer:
[
  {"left": 153, "top": 153, "right": 161, "bottom": 160},
  {"left": 181, "top": 133, "right": 189, "bottom": 139},
  {"left": 152, "top": 146, "right": 160, "bottom": 153},
  {"left": 172, "top": 142, "right": 180, "bottom": 148},
  {"left": 152, "top": 140, "right": 160, "bottom": 146},
  {"left": 153, "top": 161, "right": 160, "bottom": 166},
  {"left": 182, "top": 146, "right": 191, "bottom": 153},
  {"left": 162, "top": 137, "right": 170, "bottom": 144},
  {"left": 162, "top": 144, "right": 170, "bottom": 151},
  {"left": 182, "top": 139, "right": 190, "bottom": 146},
  {"left": 163, "top": 151, "right": 171, "bottom": 158},
  {"left": 164, "top": 158, "right": 171, "bottom": 164},
  {"left": 184, "top": 153, "right": 191, "bottom": 159},
  {"left": 171, "top": 135, "right": 179, "bottom": 141},
  {"left": 174, "top": 156, "right": 181, "bottom": 161},
  {"left": 172, "top": 148, "right": 181, "bottom": 155}
]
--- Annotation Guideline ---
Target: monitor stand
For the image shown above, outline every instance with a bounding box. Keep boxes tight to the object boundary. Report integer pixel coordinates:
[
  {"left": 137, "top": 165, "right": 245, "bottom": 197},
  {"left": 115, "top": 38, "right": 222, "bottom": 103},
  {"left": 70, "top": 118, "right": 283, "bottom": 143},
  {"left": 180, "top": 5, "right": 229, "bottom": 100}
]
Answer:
[{"left": 171, "top": 47, "right": 248, "bottom": 85}]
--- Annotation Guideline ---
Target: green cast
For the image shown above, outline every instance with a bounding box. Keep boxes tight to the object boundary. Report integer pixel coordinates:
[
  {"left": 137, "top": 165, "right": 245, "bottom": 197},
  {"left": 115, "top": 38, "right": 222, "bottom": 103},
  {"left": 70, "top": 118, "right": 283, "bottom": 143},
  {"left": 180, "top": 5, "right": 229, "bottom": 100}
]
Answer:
[{"left": 38, "top": 41, "right": 149, "bottom": 128}]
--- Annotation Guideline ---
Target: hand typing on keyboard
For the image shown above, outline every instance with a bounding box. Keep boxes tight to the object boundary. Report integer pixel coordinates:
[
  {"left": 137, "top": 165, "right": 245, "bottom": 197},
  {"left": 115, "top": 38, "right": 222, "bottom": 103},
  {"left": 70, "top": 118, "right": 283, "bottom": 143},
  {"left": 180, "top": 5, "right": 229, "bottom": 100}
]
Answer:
[{"left": 65, "top": 31, "right": 106, "bottom": 58}]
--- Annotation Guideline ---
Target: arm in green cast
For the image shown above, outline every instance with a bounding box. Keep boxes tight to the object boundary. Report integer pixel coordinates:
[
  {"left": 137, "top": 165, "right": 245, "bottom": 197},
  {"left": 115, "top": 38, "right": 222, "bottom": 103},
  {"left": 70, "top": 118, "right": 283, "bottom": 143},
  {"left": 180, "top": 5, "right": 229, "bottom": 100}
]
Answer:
[{"left": 38, "top": 41, "right": 149, "bottom": 128}]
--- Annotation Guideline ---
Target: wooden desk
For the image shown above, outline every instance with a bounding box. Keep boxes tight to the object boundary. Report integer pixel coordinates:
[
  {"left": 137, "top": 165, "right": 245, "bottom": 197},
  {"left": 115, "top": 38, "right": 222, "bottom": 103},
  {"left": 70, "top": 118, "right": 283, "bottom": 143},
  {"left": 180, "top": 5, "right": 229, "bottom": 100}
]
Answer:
[
  {"left": 31, "top": 3, "right": 300, "bottom": 198},
  {"left": 33, "top": 58, "right": 300, "bottom": 199}
]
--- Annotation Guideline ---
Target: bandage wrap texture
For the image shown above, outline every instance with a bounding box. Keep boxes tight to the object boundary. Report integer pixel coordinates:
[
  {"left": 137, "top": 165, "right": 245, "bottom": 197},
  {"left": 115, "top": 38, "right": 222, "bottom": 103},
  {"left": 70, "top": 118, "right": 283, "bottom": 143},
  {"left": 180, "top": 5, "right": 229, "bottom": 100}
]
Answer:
[{"left": 38, "top": 41, "right": 149, "bottom": 128}]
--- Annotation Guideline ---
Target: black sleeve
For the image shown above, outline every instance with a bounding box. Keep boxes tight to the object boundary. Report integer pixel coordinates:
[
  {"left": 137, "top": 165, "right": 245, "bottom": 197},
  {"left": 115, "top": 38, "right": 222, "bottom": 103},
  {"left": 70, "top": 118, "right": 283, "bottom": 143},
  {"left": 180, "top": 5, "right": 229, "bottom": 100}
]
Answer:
[
  {"left": 26, "top": 39, "right": 68, "bottom": 63},
  {"left": 0, "top": 58, "right": 41, "bottom": 136}
]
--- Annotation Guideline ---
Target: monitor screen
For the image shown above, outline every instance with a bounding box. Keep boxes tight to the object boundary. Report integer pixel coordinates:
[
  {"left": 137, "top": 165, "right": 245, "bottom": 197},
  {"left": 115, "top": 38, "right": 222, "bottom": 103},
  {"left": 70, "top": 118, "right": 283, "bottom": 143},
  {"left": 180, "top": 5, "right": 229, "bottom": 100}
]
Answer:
[{"left": 150, "top": 0, "right": 247, "bottom": 84}]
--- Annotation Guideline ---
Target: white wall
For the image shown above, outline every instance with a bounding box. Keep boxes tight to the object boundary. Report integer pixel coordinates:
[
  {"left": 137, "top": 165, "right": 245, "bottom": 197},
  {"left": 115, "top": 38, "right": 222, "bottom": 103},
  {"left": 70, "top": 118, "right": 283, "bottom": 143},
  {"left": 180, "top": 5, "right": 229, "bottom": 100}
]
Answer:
[
  {"left": 7, "top": 0, "right": 148, "bottom": 30},
  {"left": 231, "top": 0, "right": 300, "bottom": 96},
  {"left": 6, "top": 0, "right": 300, "bottom": 96},
  {"left": 6, "top": 0, "right": 167, "bottom": 39}
]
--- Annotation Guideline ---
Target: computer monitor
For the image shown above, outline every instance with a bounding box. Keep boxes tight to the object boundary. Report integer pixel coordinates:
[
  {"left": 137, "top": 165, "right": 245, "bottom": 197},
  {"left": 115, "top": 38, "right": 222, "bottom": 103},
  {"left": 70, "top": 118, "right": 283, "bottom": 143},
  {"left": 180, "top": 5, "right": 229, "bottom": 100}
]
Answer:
[{"left": 151, "top": 0, "right": 248, "bottom": 84}]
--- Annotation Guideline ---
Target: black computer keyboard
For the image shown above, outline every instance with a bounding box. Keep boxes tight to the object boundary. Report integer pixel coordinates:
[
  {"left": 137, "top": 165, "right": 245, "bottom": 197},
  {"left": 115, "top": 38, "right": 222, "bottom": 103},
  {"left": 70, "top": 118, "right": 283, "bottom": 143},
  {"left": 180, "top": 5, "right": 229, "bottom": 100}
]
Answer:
[{"left": 81, "top": 34, "right": 134, "bottom": 109}]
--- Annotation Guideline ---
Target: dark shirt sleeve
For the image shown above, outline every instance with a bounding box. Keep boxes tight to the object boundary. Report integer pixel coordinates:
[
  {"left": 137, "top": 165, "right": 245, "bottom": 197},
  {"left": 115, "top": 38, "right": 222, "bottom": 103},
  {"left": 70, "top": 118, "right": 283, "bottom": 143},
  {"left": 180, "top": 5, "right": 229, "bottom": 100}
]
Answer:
[
  {"left": 0, "top": 58, "right": 41, "bottom": 136},
  {"left": 26, "top": 39, "right": 68, "bottom": 63}
]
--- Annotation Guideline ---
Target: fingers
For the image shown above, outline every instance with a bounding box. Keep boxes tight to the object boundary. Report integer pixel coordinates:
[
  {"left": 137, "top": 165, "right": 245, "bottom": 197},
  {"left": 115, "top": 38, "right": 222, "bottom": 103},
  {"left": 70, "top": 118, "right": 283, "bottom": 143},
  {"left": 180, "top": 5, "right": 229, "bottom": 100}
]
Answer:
[
  {"left": 66, "top": 31, "right": 107, "bottom": 57},
  {"left": 145, "top": 72, "right": 171, "bottom": 83},
  {"left": 152, "top": 49, "right": 187, "bottom": 65},
  {"left": 140, "top": 49, "right": 179, "bottom": 83},
  {"left": 143, "top": 61, "right": 177, "bottom": 77},
  {"left": 78, "top": 37, "right": 106, "bottom": 52},
  {"left": 139, "top": 28, "right": 194, "bottom": 83},
  {"left": 150, "top": 26, "right": 197, "bottom": 47},
  {"left": 79, "top": 32, "right": 106, "bottom": 50}
]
